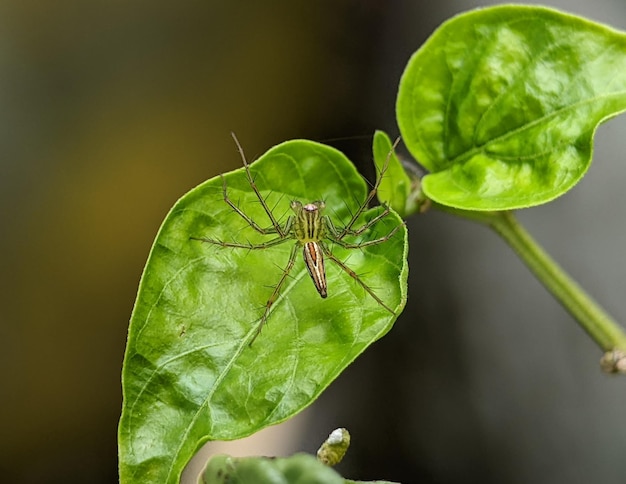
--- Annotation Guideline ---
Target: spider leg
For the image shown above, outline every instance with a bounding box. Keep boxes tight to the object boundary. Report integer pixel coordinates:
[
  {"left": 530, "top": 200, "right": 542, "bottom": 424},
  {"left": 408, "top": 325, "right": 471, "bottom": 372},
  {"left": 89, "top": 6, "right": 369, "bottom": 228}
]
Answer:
[
  {"left": 327, "top": 204, "right": 393, "bottom": 241},
  {"left": 190, "top": 235, "right": 290, "bottom": 250},
  {"left": 191, "top": 215, "right": 294, "bottom": 248},
  {"left": 221, "top": 175, "right": 279, "bottom": 236},
  {"left": 249, "top": 242, "right": 300, "bottom": 346},
  {"left": 231, "top": 132, "right": 286, "bottom": 237},
  {"left": 337, "top": 136, "right": 401, "bottom": 238},
  {"left": 321, "top": 244, "right": 395, "bottom": 315},
  {"left": 343, "top": 205, "right": 390, "bottom": 236},
  {"left": 328, "top": 223, "right": 402, "bottom": 249}
]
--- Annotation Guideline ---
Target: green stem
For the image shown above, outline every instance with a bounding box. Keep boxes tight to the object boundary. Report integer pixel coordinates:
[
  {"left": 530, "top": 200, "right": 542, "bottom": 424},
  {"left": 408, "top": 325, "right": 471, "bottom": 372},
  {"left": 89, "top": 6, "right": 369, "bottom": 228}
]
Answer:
[{"left": 434, "top": 205, "right": 626, "bottom": 354}]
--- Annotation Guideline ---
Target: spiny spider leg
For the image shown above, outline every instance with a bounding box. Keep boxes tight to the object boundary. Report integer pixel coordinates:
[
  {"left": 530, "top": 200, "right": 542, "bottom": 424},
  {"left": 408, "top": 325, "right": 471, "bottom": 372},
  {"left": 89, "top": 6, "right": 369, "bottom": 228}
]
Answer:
[
  {"left": 190, "top": 216, "right": 294, "bottom": 249},
  {"left": 231, "top": 132, "right": 286, "bottom": 237},
  {"left": 328, "top": 223, "right": 402, "bottom": 249},
  {"left": 321, "top": 244, "right": 395, "bottom": 315},
  {"left": 220, "top": 175, "right": 280, "bottom": 236},
  {"left": 249, "top": 243, "right": 300, "bottom": 346},
  {"left": 337, "top": 136, "right": 401, "bottom": 239},
  {"left": 337, "top": 206, "right": 390, "bottom": 236},
  {"left": 323, "top": 204, "right": 393, "bottom": 240},
  {"left": 189, "top": 234, "right": 290, "bottom": 250}
]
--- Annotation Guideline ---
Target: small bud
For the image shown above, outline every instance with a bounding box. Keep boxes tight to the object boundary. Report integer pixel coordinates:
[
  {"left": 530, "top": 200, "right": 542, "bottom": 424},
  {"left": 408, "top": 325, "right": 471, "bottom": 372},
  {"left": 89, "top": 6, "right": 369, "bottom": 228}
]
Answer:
[
  {"left": 316, "top": 428, "right": 350, "bottom": 466},
  {"left": 600, "top": 349, "right": 626, "bottom": 374}
]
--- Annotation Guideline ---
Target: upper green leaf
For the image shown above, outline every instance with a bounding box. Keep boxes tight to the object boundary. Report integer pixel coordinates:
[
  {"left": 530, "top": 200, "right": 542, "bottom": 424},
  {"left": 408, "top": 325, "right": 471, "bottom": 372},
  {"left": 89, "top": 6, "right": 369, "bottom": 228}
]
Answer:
[
  {"left": 118, "top": 140, "right": 408, "bottom": 483},
  {"left": 397, "top": 5, "right": 626, "bottom": 210}
]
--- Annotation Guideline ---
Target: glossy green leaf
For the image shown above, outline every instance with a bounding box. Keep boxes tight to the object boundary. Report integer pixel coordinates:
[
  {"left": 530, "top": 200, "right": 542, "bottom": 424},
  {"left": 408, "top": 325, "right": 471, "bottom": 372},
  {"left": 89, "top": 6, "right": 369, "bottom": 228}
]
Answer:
[
  {"left": 118, "top": 140, "right": 408, "bottom": 483},
  {"left": 397, "top": 5, "right": 626, "bottom": 210}
]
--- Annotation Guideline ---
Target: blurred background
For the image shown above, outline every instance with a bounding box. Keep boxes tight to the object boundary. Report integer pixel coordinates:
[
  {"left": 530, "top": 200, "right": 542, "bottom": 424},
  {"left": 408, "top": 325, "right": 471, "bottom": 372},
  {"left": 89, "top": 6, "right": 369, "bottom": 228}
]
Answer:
[{"left": 2, "top": 0, "right": 626, "bottom": 483}]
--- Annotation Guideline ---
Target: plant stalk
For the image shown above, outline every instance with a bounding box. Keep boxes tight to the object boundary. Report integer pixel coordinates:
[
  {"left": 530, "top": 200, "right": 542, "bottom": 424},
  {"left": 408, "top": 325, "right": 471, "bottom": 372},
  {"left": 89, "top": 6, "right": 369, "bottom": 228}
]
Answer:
[{"left": 434, "top": 205, "right": 626, "bottom": 359}]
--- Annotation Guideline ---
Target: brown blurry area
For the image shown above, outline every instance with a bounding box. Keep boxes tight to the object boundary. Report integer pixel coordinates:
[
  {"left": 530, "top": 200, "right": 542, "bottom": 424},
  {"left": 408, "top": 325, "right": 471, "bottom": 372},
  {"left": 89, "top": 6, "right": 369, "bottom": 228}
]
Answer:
[{"left": 0, "top": 1, "right": 391, "bottom": 482}]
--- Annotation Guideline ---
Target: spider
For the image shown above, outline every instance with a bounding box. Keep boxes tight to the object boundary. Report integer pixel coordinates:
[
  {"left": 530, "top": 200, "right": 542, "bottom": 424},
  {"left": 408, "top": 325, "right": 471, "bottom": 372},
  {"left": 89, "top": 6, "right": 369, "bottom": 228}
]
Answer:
[{"left": 192, "top": 134, "right": 402, "bottom": 345}]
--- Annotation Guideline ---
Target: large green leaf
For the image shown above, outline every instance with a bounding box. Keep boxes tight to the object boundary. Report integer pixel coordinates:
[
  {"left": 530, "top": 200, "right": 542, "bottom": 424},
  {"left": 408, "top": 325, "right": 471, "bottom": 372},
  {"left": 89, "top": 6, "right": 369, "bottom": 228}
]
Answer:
[
  {"left": 118, "top": 140, "right": 408, "bottom": 483},
  {"left": 397, "top": 5, "right": 626, "bottom": 210}
]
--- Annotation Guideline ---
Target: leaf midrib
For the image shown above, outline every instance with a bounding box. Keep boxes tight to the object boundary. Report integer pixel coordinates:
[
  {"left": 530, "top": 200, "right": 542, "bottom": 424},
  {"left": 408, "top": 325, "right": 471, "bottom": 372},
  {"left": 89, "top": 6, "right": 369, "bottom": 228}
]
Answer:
[{"left": 446, "top": 90, "right": 626, "bottom": 169}]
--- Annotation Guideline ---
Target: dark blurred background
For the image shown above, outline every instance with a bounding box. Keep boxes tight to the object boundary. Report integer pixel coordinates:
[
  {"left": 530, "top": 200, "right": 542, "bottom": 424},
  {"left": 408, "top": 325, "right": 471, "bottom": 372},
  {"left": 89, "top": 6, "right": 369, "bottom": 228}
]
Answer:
[{"left": 2, "top": 1, "right": 626, "bottom": 483}]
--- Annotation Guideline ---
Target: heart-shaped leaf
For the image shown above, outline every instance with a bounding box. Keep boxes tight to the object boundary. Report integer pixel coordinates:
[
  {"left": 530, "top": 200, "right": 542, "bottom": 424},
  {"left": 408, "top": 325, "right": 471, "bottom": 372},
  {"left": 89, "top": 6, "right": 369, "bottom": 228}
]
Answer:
[
  {"left": 397, "top": 5, "right": 626, "bottom": 210},
  {"left": 118, "top": 140, "right": 408, "bottom": 483}
]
